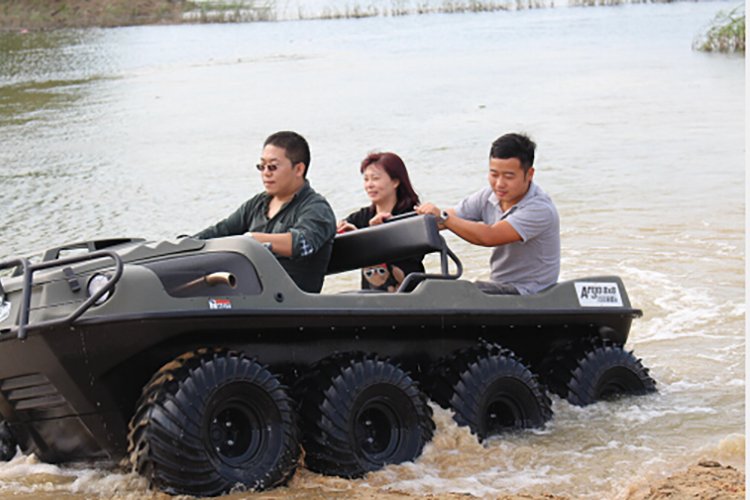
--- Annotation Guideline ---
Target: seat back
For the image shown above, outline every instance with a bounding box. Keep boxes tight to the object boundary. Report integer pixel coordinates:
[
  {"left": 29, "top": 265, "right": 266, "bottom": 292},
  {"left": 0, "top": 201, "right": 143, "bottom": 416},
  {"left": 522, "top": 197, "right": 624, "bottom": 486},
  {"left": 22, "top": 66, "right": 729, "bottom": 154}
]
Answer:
[{"left": 326, "top": 215, "right": 444, "bottom": 275}]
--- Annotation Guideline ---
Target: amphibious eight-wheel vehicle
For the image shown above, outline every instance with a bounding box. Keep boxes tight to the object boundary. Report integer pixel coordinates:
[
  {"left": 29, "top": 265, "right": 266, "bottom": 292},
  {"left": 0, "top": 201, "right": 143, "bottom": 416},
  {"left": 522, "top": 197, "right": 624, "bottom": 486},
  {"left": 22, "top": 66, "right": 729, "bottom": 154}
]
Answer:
[{"left": 0, "top": 214, "right": 655, "bottom": 496}]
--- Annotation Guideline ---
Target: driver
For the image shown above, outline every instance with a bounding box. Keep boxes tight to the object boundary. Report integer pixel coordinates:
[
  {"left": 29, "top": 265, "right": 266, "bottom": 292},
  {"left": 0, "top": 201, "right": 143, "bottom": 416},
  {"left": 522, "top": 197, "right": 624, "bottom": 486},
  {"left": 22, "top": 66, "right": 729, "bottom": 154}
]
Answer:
[
  {"left": 416, "top": 133, "right": 560, "bottom": 295},
  {"left": 193, "top": 131, "right": 336, "bottom": 293}
]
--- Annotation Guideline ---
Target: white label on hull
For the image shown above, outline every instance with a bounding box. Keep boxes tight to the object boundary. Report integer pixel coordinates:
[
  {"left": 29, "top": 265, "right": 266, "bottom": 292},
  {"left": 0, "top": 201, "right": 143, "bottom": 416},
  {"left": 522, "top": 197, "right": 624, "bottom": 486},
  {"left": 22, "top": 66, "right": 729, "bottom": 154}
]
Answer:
[
  {"left": 0, "top": 300, "right": 10, "bottom": 323},
  {"left": 209, "top": 298, "right": 232, "bottom": 310},
  {"left": 574, "top": 282, "right": 623, "bottom": 307}
]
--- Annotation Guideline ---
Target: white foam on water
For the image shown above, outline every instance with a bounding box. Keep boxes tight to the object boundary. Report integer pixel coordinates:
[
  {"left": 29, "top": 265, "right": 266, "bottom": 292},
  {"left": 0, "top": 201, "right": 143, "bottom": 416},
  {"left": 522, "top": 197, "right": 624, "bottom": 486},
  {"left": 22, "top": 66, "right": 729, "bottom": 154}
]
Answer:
[
  {"left": 618, "top": 404, "right": 718, "bottom": 424},
  {"left": 372, "top": 460, "right": 574, "bottom": 498},
  {"left": 615, "top": 259, "right": 744, "bottom": 420},
  {"left": 0, "top": 453, "right": 77, "bottom": 496},
  {"left": 0, "top": 452, "right": 151, "bottom": 498},
  {"left": 658, "top": 378, "right": 720, "bottom": 393},
  {"left": 724, "top": 378, "right": 745, "bottom": 387},
  {"left": 68, "top": 468, "right": 149, "bottom": 497},
  {"left": 0, "top": 452, "right": 67, "bottom": 480},
  {"left": 729, "top": 303, "right": 745, "bottom": 316},
  {"left": 707, "top": 434, "right": 746, "bottom": 467}
]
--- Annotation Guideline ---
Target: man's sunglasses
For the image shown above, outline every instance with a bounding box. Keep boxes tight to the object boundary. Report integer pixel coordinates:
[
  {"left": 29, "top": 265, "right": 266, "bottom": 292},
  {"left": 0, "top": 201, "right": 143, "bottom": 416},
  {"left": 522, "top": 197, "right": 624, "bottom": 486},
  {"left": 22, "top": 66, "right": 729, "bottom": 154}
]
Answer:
[{"left": 256, "top": 163, "right": 281, "bottom": 172}]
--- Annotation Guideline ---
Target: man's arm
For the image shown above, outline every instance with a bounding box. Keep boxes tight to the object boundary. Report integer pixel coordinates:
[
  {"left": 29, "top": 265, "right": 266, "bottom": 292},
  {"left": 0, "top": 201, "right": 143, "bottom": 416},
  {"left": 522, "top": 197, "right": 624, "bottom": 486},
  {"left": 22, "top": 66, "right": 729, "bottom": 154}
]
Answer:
[
  {"left": 444, "top": 214, "right": 522, "bottom": 247},
  {"left": 251, "top": 197, "right": 336, "bottom": 259},
  {"left": 248, "top": 232, "right": 293, "bottom": 257},
  {"left": 415, "top": 204, "right": 522, "bottom": 247},
  {"left": 193, "top": 200, "right": 254, "bottom": 240}
]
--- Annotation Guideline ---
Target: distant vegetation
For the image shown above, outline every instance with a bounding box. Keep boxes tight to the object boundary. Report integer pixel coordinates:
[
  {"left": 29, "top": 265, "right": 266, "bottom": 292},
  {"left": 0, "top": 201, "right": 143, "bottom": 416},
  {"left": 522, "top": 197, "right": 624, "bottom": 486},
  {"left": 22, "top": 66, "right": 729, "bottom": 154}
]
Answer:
[
  {"left": 184, "top": 0, "right": 276, "bottom": 22},
  {"left": 302, "top": 1, "right": 555, "bottom": 21},
  {"left": 568, "top": 0, "right": 675, "bottom": 6},
  {"left": 0, "top": 0, "right": 554, "bottom": 29},
  {"left": 694, "top": 5, "right": 745, "bottom": 54},
  {"left": 186, "top": 0, "right": 551, "bottom": 23},
  {"left": 0, "top": 0, "right": 189, "bottom": 29},
  {"left": 0, "top": 0, "right": 746, "bottom": 42}
]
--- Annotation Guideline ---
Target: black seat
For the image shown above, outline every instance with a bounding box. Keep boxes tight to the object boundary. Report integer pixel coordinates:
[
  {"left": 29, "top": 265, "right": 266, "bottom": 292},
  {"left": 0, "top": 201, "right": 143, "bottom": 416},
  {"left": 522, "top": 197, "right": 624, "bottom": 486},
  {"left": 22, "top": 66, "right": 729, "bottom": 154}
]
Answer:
[{"left": 326, "top": 214, "right": 462, "bottom": 292}]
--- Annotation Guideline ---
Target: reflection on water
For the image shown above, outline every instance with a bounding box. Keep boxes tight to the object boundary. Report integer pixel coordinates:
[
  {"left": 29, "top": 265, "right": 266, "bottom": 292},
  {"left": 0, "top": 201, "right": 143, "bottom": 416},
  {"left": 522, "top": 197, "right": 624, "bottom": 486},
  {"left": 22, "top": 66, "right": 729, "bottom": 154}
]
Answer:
[
  {"left": 0, "top": 30, "right": 111, "bottom": 85},
  {"left": 0, "top": 79, "right": 96, "bottom": 127},
  {"left": 0, "top": 1, "right": 744, "bottom": 498}
]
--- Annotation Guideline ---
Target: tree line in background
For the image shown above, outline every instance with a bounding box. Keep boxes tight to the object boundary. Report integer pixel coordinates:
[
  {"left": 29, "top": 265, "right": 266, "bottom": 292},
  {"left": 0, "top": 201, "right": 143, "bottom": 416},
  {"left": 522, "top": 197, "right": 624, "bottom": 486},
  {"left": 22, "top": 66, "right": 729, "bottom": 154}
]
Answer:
[{"left": 0, "top": 0, "right": 744, "bottom": 54}]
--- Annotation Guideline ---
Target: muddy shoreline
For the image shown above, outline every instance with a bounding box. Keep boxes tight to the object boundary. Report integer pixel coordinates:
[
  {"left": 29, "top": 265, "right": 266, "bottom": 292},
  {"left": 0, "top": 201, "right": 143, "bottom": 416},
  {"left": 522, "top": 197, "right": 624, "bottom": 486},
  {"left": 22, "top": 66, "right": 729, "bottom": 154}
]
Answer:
[
  {"left": 271, "top": 461, "right": 745, "bottom": 499},
  {"left": 0, "top": 456, "right": 744, "bottom": 499},
  {"left": 625, "top": 461, "right": 745, "bottom": 500}
]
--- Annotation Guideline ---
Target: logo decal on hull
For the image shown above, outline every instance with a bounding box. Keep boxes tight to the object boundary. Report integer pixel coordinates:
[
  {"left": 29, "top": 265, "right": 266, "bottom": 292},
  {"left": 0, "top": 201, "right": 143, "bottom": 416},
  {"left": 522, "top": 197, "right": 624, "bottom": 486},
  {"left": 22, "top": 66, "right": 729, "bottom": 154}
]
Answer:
[
  {"left": 209, "top": 298, "right": 232, "bottom": 310},
  {"left": 0, "top": 300, "right": 10, "bottom": 323},
  {"left": 574, "top": 282, "right": 623, "bottom": 307}
]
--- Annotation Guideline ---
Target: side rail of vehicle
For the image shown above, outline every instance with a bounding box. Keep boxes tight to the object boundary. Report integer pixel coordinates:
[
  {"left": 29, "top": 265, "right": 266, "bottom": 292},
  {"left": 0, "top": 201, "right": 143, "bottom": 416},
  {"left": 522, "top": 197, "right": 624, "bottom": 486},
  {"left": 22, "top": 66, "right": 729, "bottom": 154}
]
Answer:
[
  {"left": 0, "top": 251, "right": 123, "bottom": 340},
  {"left": 8, "top": 238, "right": 144, "bottom": 277},
  {"left": 326, "top": 213, "right": 463, "bottom": 292}
]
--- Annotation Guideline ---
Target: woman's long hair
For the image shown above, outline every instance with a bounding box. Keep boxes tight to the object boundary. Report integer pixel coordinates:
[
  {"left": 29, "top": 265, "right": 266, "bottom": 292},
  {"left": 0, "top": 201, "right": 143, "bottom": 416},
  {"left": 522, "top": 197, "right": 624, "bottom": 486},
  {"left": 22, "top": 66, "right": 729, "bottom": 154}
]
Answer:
[{"left": 360, "top": 152, "right": 420, "bottom": 213}]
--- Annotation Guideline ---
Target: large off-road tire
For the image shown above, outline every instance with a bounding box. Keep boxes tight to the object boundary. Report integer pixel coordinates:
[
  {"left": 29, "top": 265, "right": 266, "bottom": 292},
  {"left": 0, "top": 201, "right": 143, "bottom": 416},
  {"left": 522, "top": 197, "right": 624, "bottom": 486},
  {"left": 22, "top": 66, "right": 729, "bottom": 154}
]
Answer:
[
  {"left": 296, "top": 353, "right": 434, "bottom": 478},
  {"left": 539, "top": 338, "right": 656, "bottom": 406},
  {"left": 429, "top": 342, "right": 552, "bottom": 439},
  {"left": 567, "top": 343, "right": 656, "bottom": 406},
  {"left": 127, "top": 348, "right": 300, "bottom": 496},
  {"left": 0, "top": 421, "right": 16, "bottom": 461}
]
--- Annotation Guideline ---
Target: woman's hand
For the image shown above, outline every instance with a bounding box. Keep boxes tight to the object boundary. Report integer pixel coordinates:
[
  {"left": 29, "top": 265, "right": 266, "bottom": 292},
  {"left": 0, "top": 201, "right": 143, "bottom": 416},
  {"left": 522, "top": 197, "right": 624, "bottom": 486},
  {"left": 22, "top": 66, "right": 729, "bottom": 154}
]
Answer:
[
  {"left": 415, "top": 203, "right": 440, "bottom": 217},
  {"left": 337, "top": 220, "right": 357, "bottom": 233},
  {"left": 369, "top": 212, "right": 392, "bottom": 226}
]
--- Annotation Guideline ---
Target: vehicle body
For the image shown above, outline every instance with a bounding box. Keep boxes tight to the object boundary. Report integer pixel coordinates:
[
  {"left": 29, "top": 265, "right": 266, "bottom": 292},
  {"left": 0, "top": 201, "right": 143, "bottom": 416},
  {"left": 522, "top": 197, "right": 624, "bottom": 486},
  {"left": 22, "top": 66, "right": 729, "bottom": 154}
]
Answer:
[{"left": 0, "top": 215, "right": 655, "bottom": 496}]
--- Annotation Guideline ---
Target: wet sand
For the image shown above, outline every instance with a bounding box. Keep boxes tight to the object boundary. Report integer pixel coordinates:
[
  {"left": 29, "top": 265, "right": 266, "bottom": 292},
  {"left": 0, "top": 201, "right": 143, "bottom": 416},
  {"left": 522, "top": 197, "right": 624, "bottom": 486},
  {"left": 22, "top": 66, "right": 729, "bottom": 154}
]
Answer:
[
  {"left": 220, "top": 461, "right": 745, "bottom": 500},
  {"left": 0, "top": 443, "right": 744, "bottom": 499},
  {"left": 625, "top": 461, "right": 745, "bottom": 500}
]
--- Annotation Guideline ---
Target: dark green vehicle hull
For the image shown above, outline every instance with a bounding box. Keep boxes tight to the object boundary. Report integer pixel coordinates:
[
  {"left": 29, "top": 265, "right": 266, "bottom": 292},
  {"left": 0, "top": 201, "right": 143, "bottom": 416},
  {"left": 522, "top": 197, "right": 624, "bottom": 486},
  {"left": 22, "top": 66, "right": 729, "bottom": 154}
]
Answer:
[{"left": 0, "top": 215, "right": 650, "bottom": 494}]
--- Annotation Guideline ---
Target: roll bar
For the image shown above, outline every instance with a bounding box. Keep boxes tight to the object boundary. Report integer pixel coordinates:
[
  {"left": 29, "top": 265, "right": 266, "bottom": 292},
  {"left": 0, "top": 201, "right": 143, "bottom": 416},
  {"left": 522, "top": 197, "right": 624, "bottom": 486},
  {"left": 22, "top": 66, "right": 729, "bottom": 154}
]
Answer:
[{"left": 0, "top": 251, "right": 123, "bottom": 340}]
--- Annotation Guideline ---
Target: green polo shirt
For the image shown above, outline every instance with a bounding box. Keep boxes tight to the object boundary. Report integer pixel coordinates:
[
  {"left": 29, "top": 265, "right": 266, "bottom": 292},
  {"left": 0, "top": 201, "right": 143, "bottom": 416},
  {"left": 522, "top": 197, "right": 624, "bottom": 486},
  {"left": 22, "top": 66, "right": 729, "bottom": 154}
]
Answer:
[{"left": 194, "top": 180, "right": 336, "bottom": 293}]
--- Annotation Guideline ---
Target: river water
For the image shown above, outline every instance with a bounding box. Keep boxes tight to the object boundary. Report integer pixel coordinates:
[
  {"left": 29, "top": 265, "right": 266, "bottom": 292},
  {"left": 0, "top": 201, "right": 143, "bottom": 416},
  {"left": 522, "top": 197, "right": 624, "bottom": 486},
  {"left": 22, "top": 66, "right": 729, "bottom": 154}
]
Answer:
[{"left": 0, "top": 1, "right": 745, "bottom": 498}]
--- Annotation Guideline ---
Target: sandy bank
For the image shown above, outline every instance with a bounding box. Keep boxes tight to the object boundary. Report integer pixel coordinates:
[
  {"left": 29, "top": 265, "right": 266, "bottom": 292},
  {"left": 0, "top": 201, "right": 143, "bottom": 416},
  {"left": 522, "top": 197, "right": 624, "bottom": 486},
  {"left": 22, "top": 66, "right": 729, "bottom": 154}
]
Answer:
[
  {"left": 625, "top": 461, "right": 745, "bottom": 500},
  {"left": 234, "top": 461, "right": 744, "bottom": 499}
]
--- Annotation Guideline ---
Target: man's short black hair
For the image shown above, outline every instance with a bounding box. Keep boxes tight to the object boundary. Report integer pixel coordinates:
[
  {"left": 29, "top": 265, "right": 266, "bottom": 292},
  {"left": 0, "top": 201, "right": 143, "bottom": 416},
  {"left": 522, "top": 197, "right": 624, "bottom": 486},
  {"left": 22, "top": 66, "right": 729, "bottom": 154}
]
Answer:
[
  {"left": 264, "top": 131, "right": 311, "bottom": 177},
  {"left": 490, "top": 133, "right": 536, "bottom": 173}
]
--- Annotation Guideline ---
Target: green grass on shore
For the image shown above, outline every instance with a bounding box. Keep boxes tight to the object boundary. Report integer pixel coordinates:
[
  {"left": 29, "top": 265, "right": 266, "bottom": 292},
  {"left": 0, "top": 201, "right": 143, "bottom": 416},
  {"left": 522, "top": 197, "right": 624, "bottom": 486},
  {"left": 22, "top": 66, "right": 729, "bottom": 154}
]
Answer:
[
  {"left": 0, "top": 0, "right": 186, "bottom": 30},
  {"left": 2, "top": 0, "right": 747, "bottom": 51},
  {"left": 694, "top": 5, "right": 745, "bottom": 54}
]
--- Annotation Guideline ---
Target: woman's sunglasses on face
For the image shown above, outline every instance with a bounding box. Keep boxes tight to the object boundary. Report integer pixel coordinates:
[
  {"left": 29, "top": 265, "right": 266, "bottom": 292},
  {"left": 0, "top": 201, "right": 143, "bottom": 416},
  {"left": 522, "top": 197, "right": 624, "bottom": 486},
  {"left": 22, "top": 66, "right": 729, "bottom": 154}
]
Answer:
[{"left": 363, "top": 268, "right": 387, "bottom": 278}]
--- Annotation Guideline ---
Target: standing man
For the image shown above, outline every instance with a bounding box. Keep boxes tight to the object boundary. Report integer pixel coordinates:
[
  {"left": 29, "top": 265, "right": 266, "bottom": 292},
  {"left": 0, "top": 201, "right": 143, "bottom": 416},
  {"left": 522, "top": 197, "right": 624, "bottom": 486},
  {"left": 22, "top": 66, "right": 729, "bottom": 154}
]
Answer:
[
  {"left": 416, "top": 133, "right": 559, "bottom": 295},
  {"left": 194, "top": 131, "right": 336, "bottom": 293}
]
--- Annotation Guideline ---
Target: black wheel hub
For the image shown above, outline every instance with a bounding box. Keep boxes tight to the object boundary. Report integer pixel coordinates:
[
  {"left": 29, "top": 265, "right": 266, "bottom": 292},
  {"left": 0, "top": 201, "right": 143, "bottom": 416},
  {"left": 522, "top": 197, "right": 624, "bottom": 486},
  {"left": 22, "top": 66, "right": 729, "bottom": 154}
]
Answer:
[
  {"left": 355, "top": 401, "right": 401, "bottom": 462},
  {"left": 484, "top": 396, "right": 523, "bottom": 435},
  {"left": 207, "top": 399, "right": 264, "bottom": 465},
  {"left": 596, "top": 366, "right": 641, "bottom": 400}
]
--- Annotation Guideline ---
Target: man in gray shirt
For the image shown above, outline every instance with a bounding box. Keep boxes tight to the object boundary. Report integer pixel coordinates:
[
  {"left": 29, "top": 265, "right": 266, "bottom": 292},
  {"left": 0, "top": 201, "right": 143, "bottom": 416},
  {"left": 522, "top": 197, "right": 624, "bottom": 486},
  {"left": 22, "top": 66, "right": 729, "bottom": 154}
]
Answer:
[
  {"left": 416, "top": 133, "right": 559, "bottom": 295},
  {"left": 194, "top": 131, "right": 336, "bottom": 293}
]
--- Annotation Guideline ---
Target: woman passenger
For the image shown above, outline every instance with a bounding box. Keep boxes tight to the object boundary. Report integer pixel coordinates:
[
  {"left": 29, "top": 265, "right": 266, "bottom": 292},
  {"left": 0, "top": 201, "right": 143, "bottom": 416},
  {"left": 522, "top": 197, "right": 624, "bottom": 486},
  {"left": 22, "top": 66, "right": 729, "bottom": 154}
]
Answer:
[{"left": 337, "top": 152, "right": 424, "bottom": 292}]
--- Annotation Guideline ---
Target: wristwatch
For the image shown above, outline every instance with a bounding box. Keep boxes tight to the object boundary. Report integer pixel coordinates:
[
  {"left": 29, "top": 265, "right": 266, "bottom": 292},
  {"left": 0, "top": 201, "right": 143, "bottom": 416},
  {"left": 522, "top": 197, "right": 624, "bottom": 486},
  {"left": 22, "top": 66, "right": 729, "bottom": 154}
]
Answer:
[{"left": 438, "top": 210, "right": 450, "bottom": 223}]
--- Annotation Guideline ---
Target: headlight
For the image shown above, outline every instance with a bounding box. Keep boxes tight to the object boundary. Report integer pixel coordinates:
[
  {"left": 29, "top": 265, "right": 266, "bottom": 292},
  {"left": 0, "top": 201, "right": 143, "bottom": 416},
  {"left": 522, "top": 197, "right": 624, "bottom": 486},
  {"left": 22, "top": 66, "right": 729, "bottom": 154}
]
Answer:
[{"left": 87, "top": 273, "right": 113, "bottom": 305}]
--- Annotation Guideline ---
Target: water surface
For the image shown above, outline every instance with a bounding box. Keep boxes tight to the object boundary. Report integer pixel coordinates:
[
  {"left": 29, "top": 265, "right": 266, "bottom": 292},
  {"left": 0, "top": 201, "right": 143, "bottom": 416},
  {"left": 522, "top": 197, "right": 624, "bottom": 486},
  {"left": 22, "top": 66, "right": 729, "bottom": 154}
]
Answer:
[{"left": 0, "top": 2, "right": 744, "bottom": 498}]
